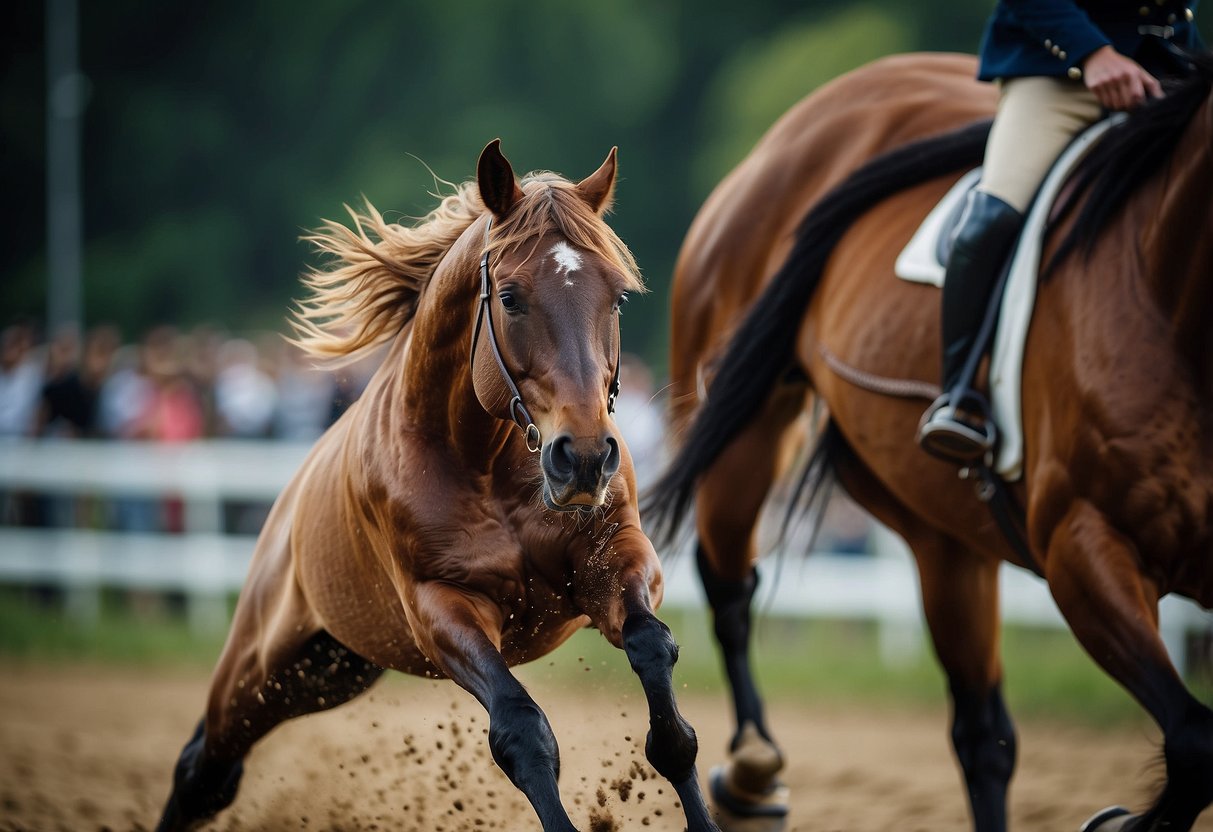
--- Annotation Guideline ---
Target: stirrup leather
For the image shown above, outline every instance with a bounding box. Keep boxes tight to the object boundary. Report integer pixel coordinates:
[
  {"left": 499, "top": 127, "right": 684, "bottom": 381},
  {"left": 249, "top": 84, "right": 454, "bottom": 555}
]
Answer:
[{"left": 917, "top": 390, "right": 997, "bottom": 463}]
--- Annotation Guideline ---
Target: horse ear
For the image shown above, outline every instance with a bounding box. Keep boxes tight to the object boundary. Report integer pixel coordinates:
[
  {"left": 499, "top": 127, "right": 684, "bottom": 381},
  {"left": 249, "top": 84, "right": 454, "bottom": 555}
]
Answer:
[
  {"left": 477, "top": 139, "right": 525, "bottom": 219},
  {"left": 576, "top": 147, "right": 617, "bottom": 215}
]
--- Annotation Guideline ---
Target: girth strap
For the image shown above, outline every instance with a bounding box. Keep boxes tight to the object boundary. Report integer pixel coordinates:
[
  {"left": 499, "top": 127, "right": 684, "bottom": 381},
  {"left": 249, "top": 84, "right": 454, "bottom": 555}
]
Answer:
[{"left": 963, "top": 461, "right": 1043, "bottom": 577}]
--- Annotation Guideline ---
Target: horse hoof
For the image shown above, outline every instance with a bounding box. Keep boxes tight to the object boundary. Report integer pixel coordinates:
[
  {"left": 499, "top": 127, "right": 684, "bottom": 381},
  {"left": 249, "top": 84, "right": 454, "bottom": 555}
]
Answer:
[
  {"left": 709, "top": 765, "right": 789, "bottom": 832},
  {"left": 1079, "top": 806, "right": 1133, "bottom": 832},
  {"left": 729, "top": 724, "right": 783, "bottom": 788}
]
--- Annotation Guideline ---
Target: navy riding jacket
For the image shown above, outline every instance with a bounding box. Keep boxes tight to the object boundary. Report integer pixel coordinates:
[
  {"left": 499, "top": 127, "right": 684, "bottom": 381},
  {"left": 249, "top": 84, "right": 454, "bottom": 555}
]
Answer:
[{"left": 978, "top": 0, "right": 1201, "bottom": 81}]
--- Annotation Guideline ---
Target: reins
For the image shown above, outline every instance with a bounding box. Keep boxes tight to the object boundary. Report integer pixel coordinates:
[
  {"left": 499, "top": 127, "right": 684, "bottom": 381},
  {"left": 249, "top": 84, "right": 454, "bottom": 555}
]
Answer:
[{"left": 470, "top": 215, "right": 623, "bottom": 455}]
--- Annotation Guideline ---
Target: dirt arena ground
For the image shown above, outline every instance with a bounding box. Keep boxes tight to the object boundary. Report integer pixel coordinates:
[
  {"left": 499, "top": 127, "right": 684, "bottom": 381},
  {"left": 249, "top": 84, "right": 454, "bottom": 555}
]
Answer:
[{"left": 1, "top": 664, "right": 1209, "bottom": 832}]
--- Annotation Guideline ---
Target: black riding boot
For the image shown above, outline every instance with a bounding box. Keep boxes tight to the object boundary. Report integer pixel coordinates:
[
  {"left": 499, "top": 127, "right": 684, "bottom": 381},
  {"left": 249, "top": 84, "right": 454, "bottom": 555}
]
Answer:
[{"left": 917, "top": 190, "right": 1024, "bottom": 463}]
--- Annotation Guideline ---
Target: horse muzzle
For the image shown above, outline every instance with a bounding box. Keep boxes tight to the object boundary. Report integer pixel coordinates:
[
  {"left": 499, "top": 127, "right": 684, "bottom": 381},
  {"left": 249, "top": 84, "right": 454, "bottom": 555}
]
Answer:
[{"left": 539, "top": 433, "right": 621, "bottom": 510}]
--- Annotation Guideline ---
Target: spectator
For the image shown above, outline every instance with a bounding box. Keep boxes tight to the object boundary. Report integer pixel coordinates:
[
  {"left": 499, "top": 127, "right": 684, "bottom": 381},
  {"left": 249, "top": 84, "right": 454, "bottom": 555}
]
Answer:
[
  {"left": 0, "top": 322, "right": 44, "bottom": 438},
  {"left": 131, "top": 326, "right": 205, "bottom": 443},
  {"left": 182, "top": 325, "right": 224, "bottom": 436},
  {"left": 98, "top": 342, "right": 153, "bottom": 440},
  {"left": 274, "top": 341, "right": 336, "bottom": 441},
  {"left": 39, "top": 325, "right": 120, "bottom": 438},
  {"left": 213, "top": 338, "right": 277, "bottom": 438}
]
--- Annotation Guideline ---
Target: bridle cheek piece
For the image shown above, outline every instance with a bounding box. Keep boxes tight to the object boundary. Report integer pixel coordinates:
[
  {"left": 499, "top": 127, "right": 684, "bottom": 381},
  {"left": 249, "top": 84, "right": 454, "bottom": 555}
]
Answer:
[{"left": 470, "top": 216, "right": 622, "bottom": 455}]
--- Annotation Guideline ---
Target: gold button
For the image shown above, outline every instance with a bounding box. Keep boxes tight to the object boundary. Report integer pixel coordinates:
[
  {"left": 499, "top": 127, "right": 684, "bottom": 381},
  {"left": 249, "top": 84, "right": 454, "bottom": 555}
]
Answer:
[
  {"left": 1052, "top": 45, "right": 1060, "bottom": 55},
  {"left": 1140, "top": 4, "right": 1151, "bottom": 13},
  {"left": 1044, "top": 38, "right": 1053, "bottom": 48},
  {"left": 1068, "top": 66, "right": 1083, "bottom": 80},
  {"left": 1186, "top": 7, "right": 1194, "bottom": 20},
  {"left": 1058, "top": 50, "right": 1067, "bottom": 60},
  {"left": 1167, "top": 12, "right": 1177, "bottom": 21}
]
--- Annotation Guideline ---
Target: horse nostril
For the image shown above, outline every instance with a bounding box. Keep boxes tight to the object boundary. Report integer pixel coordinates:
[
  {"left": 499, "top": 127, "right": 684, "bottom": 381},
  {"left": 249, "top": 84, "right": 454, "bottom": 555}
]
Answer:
[
  {"left": 602, "top": 436, "right": 620, "bottom": 477},
  {"left": 549, "top": 435, "right": 576, "bottom": 477}
]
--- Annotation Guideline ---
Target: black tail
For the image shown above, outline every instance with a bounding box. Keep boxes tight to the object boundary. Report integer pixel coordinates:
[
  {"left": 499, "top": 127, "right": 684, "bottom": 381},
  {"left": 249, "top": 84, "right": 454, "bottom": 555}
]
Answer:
[{"left": 643, "top": 119, "right": 993, "bottom": 547}]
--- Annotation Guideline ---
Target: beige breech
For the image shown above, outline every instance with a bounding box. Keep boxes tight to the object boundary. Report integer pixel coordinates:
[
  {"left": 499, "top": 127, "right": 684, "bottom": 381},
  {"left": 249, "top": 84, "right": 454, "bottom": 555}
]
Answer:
[{"left": 978, "top": 76, "right": 1104, "bottom": 212}]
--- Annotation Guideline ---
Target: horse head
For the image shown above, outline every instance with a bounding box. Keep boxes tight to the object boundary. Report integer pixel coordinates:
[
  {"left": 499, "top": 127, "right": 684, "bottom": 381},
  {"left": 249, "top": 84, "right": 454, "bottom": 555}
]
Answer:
[{"left": 471, "top": 140, "right": 641, "bottom": 511}]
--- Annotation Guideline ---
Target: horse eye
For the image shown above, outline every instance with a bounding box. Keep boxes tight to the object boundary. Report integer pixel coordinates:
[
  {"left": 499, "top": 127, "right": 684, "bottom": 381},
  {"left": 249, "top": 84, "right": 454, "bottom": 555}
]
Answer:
[
  {"left": 499, "top": 291, "right": 520, "bottom": 312},
  {"left": 617, "top": 292, "right": 630, "bottom": 312}
]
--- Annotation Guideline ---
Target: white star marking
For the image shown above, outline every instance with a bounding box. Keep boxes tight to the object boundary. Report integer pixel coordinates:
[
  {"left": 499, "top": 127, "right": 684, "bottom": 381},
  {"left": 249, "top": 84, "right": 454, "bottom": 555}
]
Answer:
[{"left": 550, "top": 242, "right": 583, "bottom": 286}]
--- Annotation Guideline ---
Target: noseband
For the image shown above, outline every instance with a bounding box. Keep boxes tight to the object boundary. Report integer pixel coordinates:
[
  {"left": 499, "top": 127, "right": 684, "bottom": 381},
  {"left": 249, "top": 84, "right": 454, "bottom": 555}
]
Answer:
[{"left": 470, "top": 216, "right": 622, "bottom": 454}]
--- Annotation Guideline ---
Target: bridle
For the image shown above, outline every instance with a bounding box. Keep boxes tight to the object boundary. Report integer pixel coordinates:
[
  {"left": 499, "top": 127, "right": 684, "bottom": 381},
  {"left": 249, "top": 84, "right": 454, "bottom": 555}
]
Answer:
[{"left": 470, "top": 216, "right": 622, "bottom": 454}]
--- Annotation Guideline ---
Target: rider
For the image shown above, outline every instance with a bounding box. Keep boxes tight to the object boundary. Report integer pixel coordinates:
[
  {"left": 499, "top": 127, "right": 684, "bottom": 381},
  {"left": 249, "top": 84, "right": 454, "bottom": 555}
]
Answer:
[{"left": 916, "top": 0, "right": 1201, "bottom": 462}]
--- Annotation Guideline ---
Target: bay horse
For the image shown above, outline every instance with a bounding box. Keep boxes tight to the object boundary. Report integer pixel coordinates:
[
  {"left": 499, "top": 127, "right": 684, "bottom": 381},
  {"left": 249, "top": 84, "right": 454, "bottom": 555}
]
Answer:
[
  {"left": 156, "top": 141, "right": 719, "bottom": 832},
  {"left": 647, "top": 53, "right": 1213, "bottom": 832}
]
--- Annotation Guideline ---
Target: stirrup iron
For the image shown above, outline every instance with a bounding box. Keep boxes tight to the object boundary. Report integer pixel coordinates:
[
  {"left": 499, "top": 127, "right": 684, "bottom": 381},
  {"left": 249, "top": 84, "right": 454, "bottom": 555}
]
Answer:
[{"left": 917, "top": 389, "right": 996, "bottom": 463}]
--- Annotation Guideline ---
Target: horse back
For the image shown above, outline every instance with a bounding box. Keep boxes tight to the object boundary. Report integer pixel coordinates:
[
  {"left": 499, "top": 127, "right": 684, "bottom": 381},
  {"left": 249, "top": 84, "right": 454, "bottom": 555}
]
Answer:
[{"left": 670, "top": 52, "right": 995, "bottom": 430}]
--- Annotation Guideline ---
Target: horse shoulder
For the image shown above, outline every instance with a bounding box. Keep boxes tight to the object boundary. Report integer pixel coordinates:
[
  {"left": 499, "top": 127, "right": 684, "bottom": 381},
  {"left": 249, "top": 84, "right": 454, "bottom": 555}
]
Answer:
[{"left": 1023, "top": 228, "right": 1213, "bottom": 602}]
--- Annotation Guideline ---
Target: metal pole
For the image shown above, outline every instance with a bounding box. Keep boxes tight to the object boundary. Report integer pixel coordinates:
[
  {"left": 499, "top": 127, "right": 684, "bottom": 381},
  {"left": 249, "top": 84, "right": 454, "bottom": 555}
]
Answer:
[{"left": 46, "top": 0, "right": 84, "bottom": 337}]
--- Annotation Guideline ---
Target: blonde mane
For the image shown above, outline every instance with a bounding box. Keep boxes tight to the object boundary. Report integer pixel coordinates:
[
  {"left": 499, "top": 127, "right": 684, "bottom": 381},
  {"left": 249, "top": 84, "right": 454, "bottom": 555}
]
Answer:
[{"left": 291, "top": 171, "right": 643, "bottom": 365}]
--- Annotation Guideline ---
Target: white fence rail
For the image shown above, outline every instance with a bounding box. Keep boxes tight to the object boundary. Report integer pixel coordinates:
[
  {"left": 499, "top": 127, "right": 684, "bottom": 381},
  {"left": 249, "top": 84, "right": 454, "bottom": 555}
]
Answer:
[{"left": 1, "top": 439, "right": 1209, "bottom": 673}]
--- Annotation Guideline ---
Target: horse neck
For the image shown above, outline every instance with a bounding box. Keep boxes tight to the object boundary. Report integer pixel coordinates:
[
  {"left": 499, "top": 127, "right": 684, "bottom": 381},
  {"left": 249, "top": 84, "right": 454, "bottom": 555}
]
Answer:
[
  {"left": 1141, "top": 90, "right": 1213, "bottom": 376},
  {"left": 393, "top": 217, "right": 511, "bottom": 466}
]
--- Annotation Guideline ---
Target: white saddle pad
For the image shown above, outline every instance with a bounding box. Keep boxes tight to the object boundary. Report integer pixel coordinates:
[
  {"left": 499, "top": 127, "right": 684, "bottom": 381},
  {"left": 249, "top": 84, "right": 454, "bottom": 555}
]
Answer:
[{"left": 894, "top": 116, "right": 1124, "bottom": 480}]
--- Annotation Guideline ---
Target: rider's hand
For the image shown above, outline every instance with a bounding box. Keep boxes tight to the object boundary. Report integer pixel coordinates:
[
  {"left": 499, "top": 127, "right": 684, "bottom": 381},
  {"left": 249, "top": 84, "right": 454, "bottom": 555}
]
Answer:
[{"left": 1081, "top": 45, "right": 1163, "bottom": 110}]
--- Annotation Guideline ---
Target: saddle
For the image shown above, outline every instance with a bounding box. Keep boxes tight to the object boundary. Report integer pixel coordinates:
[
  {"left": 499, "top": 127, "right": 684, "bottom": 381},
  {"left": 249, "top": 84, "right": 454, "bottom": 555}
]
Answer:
[{"left": 894, "top": 115, "right": 1124, "bottom": 481}]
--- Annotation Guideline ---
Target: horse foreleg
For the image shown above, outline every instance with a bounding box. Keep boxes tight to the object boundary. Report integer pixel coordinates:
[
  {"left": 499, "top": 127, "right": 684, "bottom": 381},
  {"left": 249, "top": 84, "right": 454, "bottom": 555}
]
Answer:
[
  {"left": 1047, "top": 501, "right": 1213, "bottom": 832},
  {"left": 409, "top": 582, "right": 578, "bottom": 832},
  {"left": 156, "top": 628, "right": 383, "bottom": 831},
  {"left": 914, "top": 537, "right": 1015, "bottom": 832},
  {"left": 592, "top": 573, "right": 719, "bottom": 832}
]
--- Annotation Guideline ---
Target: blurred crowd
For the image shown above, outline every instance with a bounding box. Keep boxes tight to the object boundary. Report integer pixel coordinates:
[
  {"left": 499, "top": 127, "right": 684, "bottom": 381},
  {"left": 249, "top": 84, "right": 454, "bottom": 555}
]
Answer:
[
  {"left": 0, "top": 321, "right": 675, "bottom": 465},
  {"left": 0, "top": 321, "right": 378, "bottom": 443},
  {"left": 0, "top": 319, "right": 871, "bottom": 550}
]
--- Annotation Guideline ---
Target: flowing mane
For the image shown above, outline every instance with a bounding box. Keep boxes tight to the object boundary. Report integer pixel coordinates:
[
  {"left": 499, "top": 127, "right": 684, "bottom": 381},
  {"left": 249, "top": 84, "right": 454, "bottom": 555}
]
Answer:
[
  {"left": 1048, "top": 49, "right": 1213, "bottom": 273},
  {"left": 291, "top": 172, "right": 643, "bottom": 365},
  {"left": 290, "top": 182, "right": 482, "bottom": 364}
]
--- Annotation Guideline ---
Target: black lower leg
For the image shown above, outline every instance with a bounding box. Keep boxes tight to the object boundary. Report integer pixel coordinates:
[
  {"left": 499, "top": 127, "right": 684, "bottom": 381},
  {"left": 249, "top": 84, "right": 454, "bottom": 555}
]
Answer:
[
  {"left": 623, "top": 612, "right": 698, "bottom": 782},
  {"left": 484, "top": 687, "right": 575, "bottom": 832},
  {"left": 488, "top": 693, "right": 562, "bottom": 789},
  {"left": 156, "top": 632, "right": 383, "bottom": 832},
  {"left": 622, "top": 612, "right": 718, "bottom": 831},
  {"left": 1127, "top": 695, "right": 1213, "bottom": 832},
  {"left": 696, "top": 544, "right": 775, "bottom": 749},
  {"left": 155, "top": 719, "right": 244, "bottom": 832},
  {"left": 949, "top": 680, "right": 1016, "bottom": 832}
]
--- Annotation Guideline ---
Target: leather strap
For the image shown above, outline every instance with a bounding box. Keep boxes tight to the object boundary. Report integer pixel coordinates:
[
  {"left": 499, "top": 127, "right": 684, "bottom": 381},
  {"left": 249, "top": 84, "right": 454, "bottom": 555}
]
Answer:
[{"left": 469, "top": 216, "right": 622, "bottom": 454}]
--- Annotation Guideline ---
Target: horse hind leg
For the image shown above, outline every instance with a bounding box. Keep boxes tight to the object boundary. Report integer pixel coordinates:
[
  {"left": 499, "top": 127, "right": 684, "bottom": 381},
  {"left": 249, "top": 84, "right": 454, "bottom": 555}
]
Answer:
[
  {"left": 1047, "top": 502, "right": 1213, "bottom": 832},
  {"left": 698, "top": 544, "right": 789, "bottom": 831},
  {"left": 693, "top": 385, "right": 806, "bottom": 830},
  {"left": 156, "top": 628, "right": 384, "bottom": 831},
  {"left": 156, "top": 718, "right": 242, "bottom": 832}
]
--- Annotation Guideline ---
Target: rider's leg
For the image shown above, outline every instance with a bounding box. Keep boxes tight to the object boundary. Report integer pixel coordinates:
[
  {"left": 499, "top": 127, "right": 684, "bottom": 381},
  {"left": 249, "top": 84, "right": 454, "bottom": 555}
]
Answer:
[{"left": 918, "top": 76, "right": 1102, "bottom": 462}]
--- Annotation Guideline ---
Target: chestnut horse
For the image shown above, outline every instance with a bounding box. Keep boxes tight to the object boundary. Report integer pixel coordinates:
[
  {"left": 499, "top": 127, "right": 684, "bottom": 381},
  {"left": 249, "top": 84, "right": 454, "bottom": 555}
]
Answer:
[
  {"left": 156, "top": 141, "right": 719, "bottom": 832},
  {"left": 647, "top": 53, "right": 1213, "bottom": 832}
]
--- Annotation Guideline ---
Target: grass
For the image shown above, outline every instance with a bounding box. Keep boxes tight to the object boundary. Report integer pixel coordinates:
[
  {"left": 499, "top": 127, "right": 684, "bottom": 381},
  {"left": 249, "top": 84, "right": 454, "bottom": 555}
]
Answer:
[
  {"left": 1, "top": 586, "right": 1208, "bottom": 729},
  {"left": 532, "top": 611, "right": 1175, "bottom": 728},
  {"left": 0, "top": 587, "right": 229, "bottom": 668}
]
